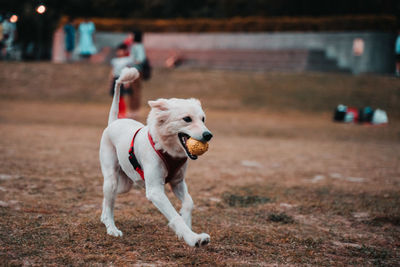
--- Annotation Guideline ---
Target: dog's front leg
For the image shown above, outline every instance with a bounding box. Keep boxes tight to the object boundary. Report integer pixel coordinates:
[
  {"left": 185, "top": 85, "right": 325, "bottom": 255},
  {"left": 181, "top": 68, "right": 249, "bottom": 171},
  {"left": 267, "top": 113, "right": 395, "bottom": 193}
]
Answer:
[
  {"left": 145, "top": 175, "right": 209, "bottom": 247},
  {"left": 171, "top": 180, "right": 193, "bottom": 229}
]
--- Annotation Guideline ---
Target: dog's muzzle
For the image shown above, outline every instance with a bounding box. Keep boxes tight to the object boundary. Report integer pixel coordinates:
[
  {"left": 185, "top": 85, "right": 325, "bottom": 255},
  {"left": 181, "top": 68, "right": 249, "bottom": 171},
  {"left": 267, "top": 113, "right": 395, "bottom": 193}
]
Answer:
[{"left": 178, "top": 133, "right": 198, "bottom": 160}]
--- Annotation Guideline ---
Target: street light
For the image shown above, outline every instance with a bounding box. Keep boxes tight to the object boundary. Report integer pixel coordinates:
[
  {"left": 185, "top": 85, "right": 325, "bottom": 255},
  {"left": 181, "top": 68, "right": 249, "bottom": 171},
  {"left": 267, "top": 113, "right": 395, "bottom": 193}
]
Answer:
[
  {"left": 36, "top": 4, "right": 46, "bottom": 14},
  {"left": 35, "top": 4, "right": 47, "bottom": 60}
]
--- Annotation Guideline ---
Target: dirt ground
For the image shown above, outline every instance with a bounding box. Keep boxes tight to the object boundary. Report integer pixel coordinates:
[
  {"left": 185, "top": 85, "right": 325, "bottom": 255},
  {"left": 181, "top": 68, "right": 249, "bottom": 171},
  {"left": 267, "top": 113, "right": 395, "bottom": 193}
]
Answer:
[{"left": 0, "top": 63, "right": 399, "bottom": 266}]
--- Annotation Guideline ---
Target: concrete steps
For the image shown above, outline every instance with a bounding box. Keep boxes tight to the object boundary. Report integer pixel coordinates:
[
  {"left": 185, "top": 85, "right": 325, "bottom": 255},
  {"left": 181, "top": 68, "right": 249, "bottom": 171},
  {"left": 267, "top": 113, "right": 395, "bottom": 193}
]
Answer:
[
  {"left": 306, "top": 50, "right": 351, "bottom": 73},
  {"left": 147, "top": 48, "right": 349, "bottom": 72}
]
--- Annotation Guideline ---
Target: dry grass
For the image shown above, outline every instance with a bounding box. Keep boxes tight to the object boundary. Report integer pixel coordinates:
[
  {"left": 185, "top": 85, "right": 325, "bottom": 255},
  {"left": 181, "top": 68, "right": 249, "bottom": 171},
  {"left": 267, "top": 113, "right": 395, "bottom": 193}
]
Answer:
[
  {"left": 0, "top": 62, "right": 399, "bottom": 266},
  {"left": 1, "top": 62, "right": 399, "bottom": 116}
]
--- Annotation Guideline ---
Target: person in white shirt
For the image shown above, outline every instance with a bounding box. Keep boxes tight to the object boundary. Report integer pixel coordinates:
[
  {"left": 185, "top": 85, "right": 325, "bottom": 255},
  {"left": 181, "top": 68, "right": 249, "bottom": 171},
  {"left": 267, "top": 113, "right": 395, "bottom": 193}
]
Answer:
[
  {"left": 127, "top": 30, "right": 147, "bottom": 119},
  {"left": 109, "top": 43, "right": 134, "bottom": 118}
]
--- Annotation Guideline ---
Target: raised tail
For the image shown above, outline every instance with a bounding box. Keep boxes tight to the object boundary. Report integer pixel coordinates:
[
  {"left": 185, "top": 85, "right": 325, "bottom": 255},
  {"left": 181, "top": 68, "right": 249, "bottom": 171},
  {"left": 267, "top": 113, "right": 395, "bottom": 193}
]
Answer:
[{"left": 108, "top": 67, "right": 140, "bottom": 125}]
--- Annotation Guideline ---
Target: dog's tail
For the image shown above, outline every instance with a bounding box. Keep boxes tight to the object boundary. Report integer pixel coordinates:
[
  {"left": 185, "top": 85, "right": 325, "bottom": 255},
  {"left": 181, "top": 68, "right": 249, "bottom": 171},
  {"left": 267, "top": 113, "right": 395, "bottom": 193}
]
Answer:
[{"left": 108, "top": 67, "right": 140, "bottom": 125}]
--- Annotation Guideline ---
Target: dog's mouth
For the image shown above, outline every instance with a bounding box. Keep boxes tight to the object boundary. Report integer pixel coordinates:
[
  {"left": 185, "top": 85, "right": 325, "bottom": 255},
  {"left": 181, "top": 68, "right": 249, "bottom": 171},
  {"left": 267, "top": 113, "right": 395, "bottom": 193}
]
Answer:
[{"left": 178, "top": 133, "right": 198, "bottom": 160}]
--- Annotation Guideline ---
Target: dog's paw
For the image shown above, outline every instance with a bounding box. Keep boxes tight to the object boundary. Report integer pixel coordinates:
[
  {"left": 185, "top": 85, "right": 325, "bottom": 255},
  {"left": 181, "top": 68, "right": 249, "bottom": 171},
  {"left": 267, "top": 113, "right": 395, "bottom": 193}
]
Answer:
[
  {"left": 107, "top": 226, "right": 123, "bottom": 237},
  {"left": 194, "top": 233, "right": 210, "bottom": 247}
]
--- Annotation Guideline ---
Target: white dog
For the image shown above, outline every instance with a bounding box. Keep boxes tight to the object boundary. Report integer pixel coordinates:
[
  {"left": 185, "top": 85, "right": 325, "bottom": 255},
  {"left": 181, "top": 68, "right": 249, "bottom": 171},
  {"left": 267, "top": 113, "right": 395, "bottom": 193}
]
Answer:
[{"left": 99, "top": 67, "right": 213, "bottom": 247}]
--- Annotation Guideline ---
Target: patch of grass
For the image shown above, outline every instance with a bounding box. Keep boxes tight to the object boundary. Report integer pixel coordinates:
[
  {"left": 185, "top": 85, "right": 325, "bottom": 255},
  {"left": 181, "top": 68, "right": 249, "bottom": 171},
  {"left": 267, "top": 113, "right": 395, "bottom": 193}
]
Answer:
[
  {"left": 224, "top": 184, "right": 400, "bottom": 221},
  {"left": 279, "top": 186, "right": 400, "bottom": 217},
  {"left": 222, "top": 193, "right": 271, "bottom": 207},
  {"left": 364, "top": 216, "right": 400, "bottom": 227},
  {"left": 268, "top": 212, "right": 294, "bottom": 224},
  {"left": 347, "top": 245, "right": 390, "bottom": 260},
  {"left": 1, "top": 63, "right": 400, "bottom": 117},
  {"left": 285, "top": 236, "right": 323, "bottom": 250}
]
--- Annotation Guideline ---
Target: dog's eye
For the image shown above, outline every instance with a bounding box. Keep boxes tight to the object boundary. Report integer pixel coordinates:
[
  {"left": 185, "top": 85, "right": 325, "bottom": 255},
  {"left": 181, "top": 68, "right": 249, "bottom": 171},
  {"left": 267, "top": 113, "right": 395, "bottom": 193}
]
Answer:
[
  {"left": 183, "top": 116, "right": 192, "bottom": 123},
  {"left": 202, "top": 117, "right": 205, "bottom": 122}
]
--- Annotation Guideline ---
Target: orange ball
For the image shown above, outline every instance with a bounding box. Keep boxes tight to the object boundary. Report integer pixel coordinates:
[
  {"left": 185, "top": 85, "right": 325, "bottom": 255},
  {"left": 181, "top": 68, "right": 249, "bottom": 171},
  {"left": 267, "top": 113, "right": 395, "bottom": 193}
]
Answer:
[{"left": 187, "top": 138, "right": 209, "bottom": 156}]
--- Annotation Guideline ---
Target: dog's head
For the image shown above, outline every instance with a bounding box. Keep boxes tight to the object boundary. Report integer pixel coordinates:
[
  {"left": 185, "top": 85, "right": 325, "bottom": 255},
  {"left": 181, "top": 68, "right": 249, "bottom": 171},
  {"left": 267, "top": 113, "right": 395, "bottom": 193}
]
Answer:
[{"left": 147, "top": 98, "right": 212, "bottom": 160}]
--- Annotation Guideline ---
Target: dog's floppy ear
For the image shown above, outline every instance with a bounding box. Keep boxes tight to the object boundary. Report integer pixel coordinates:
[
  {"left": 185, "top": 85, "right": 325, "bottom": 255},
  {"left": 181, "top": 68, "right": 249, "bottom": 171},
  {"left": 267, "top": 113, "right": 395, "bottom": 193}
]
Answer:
[
  {"left": 148, "top": 99, "right": 169, "bottom": 111},
  {"left": 148, "top": 99, "right": 170, "bottom": 125}
]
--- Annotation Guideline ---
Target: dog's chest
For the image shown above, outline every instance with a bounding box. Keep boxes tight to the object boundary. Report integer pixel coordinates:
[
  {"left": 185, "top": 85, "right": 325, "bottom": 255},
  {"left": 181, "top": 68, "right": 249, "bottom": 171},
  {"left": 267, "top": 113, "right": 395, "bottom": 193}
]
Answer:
[{"left": 129, "top": 128, "right": 187, "bottom": 184}]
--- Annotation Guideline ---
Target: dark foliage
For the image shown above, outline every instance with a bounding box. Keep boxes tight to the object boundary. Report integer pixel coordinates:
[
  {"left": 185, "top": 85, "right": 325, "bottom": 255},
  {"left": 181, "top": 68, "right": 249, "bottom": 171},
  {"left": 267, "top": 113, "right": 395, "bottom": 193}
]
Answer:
[{"left": 1, "top": 0, "right": 400, "bottom": 19}]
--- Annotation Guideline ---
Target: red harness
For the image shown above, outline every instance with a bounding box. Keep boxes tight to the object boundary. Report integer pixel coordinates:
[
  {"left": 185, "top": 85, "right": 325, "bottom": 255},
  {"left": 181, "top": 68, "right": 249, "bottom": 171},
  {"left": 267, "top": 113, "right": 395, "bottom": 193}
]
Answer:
[{"left": 128, "top": 128, "right": 187, "bottom": 184}]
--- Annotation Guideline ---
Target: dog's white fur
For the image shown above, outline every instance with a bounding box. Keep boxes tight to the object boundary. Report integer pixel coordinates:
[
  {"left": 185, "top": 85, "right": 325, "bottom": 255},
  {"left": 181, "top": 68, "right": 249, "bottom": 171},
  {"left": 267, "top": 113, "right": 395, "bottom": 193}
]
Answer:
[{"left": 99, "top": 67, "right": 212, "bottom": 247}]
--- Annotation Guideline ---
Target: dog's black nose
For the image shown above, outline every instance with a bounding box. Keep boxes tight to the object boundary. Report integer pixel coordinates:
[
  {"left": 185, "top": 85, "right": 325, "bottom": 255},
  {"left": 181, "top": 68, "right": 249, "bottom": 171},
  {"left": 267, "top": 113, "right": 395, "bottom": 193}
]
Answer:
[{"left": 203, "top": 131, "right": 213, "bottom": 141}]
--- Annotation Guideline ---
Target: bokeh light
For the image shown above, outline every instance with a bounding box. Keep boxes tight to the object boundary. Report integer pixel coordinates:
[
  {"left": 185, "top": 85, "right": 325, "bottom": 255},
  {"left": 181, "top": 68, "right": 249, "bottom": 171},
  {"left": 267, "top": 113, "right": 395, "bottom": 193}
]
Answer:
[
  {"left": 36, "top": 4, "right": 46, "bottom": 14},
  {"left": 10, "top": 14, "right": 18, "bottom": 23}
]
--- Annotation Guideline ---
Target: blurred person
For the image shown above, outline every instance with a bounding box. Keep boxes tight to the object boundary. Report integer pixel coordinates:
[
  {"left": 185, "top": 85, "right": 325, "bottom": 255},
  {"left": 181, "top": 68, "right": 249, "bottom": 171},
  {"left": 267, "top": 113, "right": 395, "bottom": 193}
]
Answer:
[
  {"left": 0, "top": 15, "right": 4, "bottom": 58},
  {"left": 127, "top": 30, "right": 148, "bottom": 119},
  {"left": 78, "top": 18, "right": 96, "bottom": 60},
  {"left": 395, "top": 30, "right": 400, "bottom": 77},
  {"left": 109, "top": 43, "right": 134, "bottom": 118},
  {"left": 1, "top": 14, "right": 17, "bottom": 59},
  {"left": 63, "top": 17, "right": 75, "bottom": 62},
  {"left": 122, "top": 32, "right": 134, "bottom": 56}
]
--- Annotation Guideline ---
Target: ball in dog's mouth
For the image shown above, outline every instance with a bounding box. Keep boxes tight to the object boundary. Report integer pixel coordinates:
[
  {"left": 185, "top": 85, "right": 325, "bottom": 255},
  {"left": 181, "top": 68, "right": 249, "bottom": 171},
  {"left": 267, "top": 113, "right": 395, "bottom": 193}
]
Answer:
[
  {"left": 178, "top": 133, "right": 209, "bottom": 160},
  {"left": 186, "top": 138, "right": 209, "bottom": 156}
]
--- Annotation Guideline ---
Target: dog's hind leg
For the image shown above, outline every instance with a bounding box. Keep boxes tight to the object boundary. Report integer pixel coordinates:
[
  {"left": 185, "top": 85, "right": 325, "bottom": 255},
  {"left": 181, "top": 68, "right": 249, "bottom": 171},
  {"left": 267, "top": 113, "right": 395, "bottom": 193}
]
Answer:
[
  {"left": 171, "top": 180, "right": 193, "bottom": 229},
  {"left": 99, "top": 134, "right": 123, "bottom": 237},
  {"left": 117, "top": 169, "right": 133, "bottom": 194}
]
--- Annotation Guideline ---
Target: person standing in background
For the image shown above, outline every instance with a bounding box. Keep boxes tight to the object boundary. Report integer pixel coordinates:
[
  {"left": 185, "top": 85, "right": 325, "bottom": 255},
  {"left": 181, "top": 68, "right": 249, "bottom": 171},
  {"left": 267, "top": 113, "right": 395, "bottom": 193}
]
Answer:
[
  {"left": 395, "top": 31, "right": 400, "bottom": 77},
  {"left": 109, "top": 43, "right": 134, "bottom": 118},
  {"left": 0, "top": 15, "right": 4, "bottom": 59},
  {"left": 78, "top": 18, "right": 96, "bottom": 60},
  {"left": 122, "top": 32, "right": 134, "bottom": 56},
  {"left": 63, "top": 17, "right": 75, "bottom": 62},
  {"left": 1, "top": 14, "right": 16, "bottom": 59},
  {"left": 127, "top": 30, "right": 147, "bottom": 119}
]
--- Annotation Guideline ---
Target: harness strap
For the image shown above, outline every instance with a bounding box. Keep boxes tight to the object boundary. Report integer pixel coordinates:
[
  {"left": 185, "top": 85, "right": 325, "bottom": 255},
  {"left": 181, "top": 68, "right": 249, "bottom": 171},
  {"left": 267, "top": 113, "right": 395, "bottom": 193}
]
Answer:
[
  {"left": 147, "top": 132, "right": 187, "bottom": 183},
  {"left": 148, "top": 131, "right": 169, "bottom": 171},
  {"left": 128, "top": 127, "right": 144, "bottom": 180},
  {"left": 128, "top": 128, "right": 187, "bottom": 183}
]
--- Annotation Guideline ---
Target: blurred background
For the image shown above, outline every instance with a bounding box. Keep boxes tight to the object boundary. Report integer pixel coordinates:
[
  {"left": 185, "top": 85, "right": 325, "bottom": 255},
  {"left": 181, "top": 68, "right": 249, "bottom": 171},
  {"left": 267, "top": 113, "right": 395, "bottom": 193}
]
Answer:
[{"left": 1, "top": 0, "right": 400, "bottom": 74}]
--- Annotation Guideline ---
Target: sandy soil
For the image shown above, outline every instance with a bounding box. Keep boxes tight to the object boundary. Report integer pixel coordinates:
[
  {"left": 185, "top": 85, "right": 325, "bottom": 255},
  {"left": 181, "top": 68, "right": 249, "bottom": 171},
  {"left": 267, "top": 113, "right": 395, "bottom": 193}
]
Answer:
[{"left": 0, "top": 63, "right": 399, "bottom": 266}]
